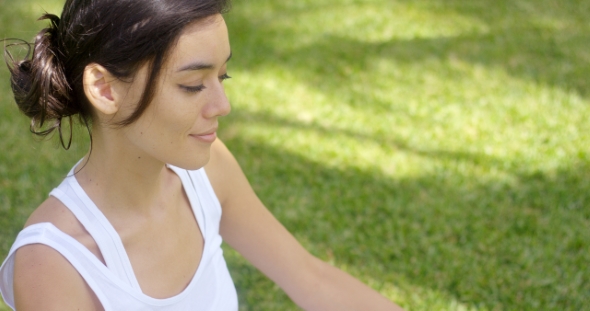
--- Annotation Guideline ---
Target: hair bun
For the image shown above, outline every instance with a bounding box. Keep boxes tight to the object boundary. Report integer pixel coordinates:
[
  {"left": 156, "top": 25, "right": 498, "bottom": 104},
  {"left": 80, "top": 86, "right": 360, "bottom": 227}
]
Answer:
[
  {"left": 16, "top": 60, "right": 32, "bottom": 72},
  {"left": 5, "top": 13, "right": 77, "bottom": 149}
]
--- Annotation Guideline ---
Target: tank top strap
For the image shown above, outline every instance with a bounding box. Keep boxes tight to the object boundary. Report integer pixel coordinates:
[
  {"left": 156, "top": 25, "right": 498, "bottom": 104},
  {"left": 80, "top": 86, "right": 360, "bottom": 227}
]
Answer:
[
  {"left": 49, "top": 174, "right": 142, "bottom": 291},
  {"left": 0, "top": 223, "right": 115, "bottom": 311},
  {"left": 167, "top": 165, "right": 207, "bottom": 234}
]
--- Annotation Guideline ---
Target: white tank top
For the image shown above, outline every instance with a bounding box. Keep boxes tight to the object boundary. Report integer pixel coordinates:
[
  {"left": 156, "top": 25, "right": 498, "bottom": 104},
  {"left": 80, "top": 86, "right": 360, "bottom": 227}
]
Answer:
[{"left": 0, "top": 164, "right": 238, "bottom": 310}]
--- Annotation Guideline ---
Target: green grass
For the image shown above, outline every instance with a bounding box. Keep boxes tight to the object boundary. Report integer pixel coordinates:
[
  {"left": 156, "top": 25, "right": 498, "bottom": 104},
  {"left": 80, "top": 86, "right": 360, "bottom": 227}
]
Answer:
[{"left": 1, "top": 0, "right": 589, "bottom": 310}]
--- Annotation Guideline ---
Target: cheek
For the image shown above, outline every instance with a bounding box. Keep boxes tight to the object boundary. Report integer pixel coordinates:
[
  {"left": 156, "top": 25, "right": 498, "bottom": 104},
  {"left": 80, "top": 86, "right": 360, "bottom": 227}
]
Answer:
[
  {"left": 152, "top": 94, "right": 202, "bottom": 137},
  {"left": 127, "top": 81, "right": 205, "bottom": 145}
]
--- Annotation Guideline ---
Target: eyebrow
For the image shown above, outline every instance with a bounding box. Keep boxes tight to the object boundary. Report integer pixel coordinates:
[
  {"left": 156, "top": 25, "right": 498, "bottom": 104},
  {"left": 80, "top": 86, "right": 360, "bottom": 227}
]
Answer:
[{"left": 177, "top": 52, "right": 232, "bottom": 72}]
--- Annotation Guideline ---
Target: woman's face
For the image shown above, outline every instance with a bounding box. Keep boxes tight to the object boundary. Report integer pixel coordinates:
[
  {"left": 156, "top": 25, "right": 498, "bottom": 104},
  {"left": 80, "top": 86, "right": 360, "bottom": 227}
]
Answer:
[{"left": 114, "top": 14, "right": 231, "bottom": 170}]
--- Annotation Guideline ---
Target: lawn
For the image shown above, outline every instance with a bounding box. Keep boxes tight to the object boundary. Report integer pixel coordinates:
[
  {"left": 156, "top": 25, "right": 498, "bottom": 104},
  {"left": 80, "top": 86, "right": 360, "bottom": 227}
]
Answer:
[{"left": 1, "top": 0, "right": 589, "bottom": 310}]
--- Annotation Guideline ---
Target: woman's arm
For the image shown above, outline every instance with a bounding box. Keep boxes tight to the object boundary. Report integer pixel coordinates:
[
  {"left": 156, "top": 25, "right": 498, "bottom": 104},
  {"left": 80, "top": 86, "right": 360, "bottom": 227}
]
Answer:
[
  {"left": 206, "top": 139, "right": 403, "bottom": 311},
  {"left": 13, "top": 243, "right": 103, "bottom": 311},
  {"left": 12, "top": 197, "right": 106, "bottom": 310}
]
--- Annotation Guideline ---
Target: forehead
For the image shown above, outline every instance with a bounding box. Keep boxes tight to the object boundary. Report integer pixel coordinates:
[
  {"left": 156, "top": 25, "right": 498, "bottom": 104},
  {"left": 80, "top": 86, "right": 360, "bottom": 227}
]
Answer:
[{"left": 166, "top": 14, "right": 230, "bottom": 70}]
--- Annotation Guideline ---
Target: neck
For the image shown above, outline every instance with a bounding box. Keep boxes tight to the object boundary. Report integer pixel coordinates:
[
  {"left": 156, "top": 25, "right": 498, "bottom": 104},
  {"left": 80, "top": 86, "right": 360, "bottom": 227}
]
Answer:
[{"left": 75, "top": 127, "right": 175, "bottom": 217}]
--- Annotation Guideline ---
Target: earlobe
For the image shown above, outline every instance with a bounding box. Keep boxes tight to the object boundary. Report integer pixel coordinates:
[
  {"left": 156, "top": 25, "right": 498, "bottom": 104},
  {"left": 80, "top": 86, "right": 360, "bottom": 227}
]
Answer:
[{"left": 83, "top": 64, "right": 119, "bottom": 115}]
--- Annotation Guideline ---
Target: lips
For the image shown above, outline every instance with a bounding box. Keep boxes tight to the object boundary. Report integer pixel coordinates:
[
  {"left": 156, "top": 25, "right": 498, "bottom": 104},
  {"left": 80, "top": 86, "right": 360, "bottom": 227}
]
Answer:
[{"left": 190, "top": 127, "right": 218, "bottom": 143}]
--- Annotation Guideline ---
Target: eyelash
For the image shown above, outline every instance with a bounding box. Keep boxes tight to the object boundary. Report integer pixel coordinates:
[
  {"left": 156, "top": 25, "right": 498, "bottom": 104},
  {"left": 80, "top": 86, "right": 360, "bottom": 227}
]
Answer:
[
  {"left": 179, "top": 73, "right": 232, "bottom": 93},
  {"left": 180, "top": 85, "right": 206, "bottom": 93}
]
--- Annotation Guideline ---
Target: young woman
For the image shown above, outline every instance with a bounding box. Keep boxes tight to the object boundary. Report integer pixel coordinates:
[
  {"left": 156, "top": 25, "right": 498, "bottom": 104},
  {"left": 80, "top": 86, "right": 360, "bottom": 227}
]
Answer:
[{"left": 0, "top": 0, "right": 404, "bottom": 310}]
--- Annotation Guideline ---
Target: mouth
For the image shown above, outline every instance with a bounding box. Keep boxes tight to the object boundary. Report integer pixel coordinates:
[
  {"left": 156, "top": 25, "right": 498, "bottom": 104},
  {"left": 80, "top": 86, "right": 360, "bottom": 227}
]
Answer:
[{"left": 190, "top": 128, "right": 218, "bottom": 143}]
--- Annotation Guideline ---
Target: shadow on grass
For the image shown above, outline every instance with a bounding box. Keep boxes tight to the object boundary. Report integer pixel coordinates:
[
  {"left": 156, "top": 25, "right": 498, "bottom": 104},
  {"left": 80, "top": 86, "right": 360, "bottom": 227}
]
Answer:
[
  {"left": 0, "top": 1, "right": 587, "bottom": 310},
  {"left": 221, "top": 5, "right": 590, "bottom": 306},
  {"left": 227, "top": 0, "right": 590, "bottom": 102},
  {"left": 220, "top": 119, "right": 589, "bottom": 309}
]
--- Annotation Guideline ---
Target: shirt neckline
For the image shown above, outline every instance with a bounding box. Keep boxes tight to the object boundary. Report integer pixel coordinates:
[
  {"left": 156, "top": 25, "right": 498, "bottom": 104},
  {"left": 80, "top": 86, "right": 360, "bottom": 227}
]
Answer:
[{"left": 63, "top": 164, "right": 209, "bottom": 305}]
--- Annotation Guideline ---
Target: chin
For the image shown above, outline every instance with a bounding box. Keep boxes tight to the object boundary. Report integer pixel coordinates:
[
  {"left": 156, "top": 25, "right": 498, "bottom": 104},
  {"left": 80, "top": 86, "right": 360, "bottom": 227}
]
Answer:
[{"left": 170, "top": 152, "right": 211, "bottom": 171}]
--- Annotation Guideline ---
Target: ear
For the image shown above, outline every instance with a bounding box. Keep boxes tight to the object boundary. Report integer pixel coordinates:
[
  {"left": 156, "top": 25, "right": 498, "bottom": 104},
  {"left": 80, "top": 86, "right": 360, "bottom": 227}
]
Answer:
[{"left": 83, "top": 64, "right": 119, "bottom": 115}]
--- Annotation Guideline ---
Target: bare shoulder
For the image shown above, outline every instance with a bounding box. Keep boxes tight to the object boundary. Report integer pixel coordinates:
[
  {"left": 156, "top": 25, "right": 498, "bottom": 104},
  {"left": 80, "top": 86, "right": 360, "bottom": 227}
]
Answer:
[
  {"left": 25, "top": 196, "right": 101, "bottom": 253},
  {"left": 11, "top": 197, "right": 105, "bottom": 310},
  {"left": 14, "top": 243, "right": 104, "bottom": 310},
  {"left": 26, "top": 196, "right": 83, "bottom": 233},
  {"left": 204, "top": 138, "right": 245, "bottom": 206}
]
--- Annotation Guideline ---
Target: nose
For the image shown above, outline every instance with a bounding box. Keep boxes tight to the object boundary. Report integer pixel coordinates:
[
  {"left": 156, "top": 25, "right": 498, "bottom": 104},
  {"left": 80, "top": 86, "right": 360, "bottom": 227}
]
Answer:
[{"left": 204, "top": 82, "right": 231, "bottom": 118}]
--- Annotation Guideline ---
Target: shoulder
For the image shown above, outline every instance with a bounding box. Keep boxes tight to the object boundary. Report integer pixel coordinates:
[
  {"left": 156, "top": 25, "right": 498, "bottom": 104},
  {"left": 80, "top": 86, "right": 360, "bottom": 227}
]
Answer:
[
  {"left": 23, "top": 192, "right": 104, "bottom": 261},
  {"left": 13, "top": 242, "right": 104, "bottom": 310},
  {"left": 26, "top": 196, "right": 82, "bottom": 233},
  {"left": 204, "top": 138, "right": 247, "bottom": 206},
  {"left": 11, "top": 197, "right": 105, "bottom": 310},
  {"left": 25, "top": 196, "right": 99, "bottom": 252}
]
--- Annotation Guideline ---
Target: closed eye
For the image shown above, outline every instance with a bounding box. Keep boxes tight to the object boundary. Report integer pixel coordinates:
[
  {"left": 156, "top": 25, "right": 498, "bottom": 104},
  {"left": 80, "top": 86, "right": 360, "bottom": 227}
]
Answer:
[
  {"left": 179, "top": 73, "right": 230, "bottom": 93},
  {"left": 179, "top": 84, "right": 206, "bottom": 93}
]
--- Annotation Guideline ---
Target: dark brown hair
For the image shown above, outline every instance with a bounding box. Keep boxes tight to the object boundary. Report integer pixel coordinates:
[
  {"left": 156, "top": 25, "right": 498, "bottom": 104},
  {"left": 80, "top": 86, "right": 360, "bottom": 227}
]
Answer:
[{"left": 4, "top": 0, "right": 230, "bottom": 149}]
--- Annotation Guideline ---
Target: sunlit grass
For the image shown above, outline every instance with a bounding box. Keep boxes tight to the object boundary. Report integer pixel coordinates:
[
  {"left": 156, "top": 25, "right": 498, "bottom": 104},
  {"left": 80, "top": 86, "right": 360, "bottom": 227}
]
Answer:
[
  {"left": 1, "top": 0, "right": 589, "bottom": 310},
  {"left": 222, "top": 0, "right": 589, "bottom": 310}
]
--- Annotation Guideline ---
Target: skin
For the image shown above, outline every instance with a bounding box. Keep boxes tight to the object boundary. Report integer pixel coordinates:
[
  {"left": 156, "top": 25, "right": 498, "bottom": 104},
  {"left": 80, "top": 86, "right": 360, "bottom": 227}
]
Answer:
[{"left": 13, "top": 14, "right": 404, "bottom": 311}]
